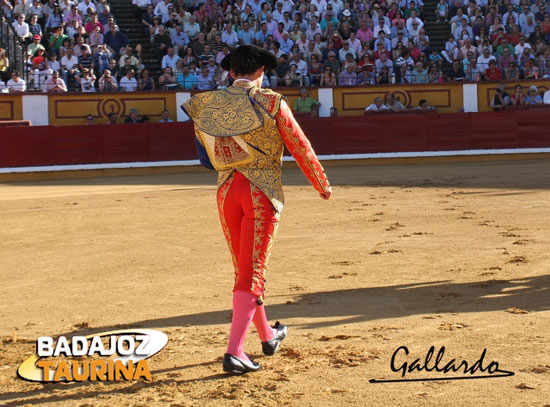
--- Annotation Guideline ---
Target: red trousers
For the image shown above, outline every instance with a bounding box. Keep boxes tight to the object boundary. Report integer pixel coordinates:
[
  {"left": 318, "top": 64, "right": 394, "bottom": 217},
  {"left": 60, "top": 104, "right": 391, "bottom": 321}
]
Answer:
[{"left": 217, "top": 171, "right": 280, "bottom": 299}]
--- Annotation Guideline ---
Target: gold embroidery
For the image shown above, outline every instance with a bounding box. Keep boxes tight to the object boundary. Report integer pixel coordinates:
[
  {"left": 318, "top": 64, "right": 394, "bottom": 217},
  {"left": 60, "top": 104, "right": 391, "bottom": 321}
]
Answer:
[
  {"left": 184, "top": 88, "right": 264, "bottom": 136},
  {"left": 217, "top": 176, "right": 239, "bottom": 281},
  {"left": 215, "top": 88, "right": 285, "bottom": 213}
]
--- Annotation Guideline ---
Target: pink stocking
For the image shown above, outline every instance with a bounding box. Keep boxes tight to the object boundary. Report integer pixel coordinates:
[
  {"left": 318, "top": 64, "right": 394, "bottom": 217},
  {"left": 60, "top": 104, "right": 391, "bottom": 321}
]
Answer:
[
  {"left": 226, "top": 290, "right": 257, "bottom": 361},
  {"left": 253, "top": 303, "right": 276, "bottom": 342}
]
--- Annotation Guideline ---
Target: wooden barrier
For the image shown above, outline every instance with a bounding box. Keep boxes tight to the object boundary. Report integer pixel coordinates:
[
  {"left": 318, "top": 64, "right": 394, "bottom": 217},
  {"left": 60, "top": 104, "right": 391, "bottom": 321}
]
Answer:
[{"left": 2, "top": 111, "right": 550, "bottom": 169}]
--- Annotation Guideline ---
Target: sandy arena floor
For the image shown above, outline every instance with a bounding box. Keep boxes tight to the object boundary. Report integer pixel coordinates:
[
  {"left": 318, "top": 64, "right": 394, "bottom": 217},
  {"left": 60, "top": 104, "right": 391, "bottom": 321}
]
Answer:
[{"left": 0, "top": 159, "right": 549, "bottom": 407}]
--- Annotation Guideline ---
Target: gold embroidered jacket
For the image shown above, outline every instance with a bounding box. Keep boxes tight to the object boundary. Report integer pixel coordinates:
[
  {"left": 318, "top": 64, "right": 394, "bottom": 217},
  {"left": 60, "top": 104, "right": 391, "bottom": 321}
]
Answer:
[{"left": 184, "top": 81, "right": 331, "bottom": 213}]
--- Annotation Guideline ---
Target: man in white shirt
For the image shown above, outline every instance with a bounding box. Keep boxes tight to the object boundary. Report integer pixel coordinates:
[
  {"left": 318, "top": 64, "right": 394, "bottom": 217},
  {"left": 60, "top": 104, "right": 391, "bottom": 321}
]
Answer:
[
  {"left": 78, "top": 0, "right": 96, "bottom": 16},
  {"left": 60, "top": 48, "right": 80, "bottom": 84},
  {"left": 406, "top": 10, "right": 424, "bottom": 33},
  {"left": 311, "top": 0, "right": 327, "bottom": 15},
  {"left": 514, "top": 37, "right": 531, "bottom": 57},
  {"left": 476, "top": 47, "right": 496, "bottom": 71},
  {"left": 289, "top": 52, "right": 309, "bottom": 85},
  {"left": 154, "top": 0, "right": 171, "bottom": 24},
  {"left": 7, "top": 71, "right": 27, "bottom": 92},
  {"left": 221, "top": 24, "right": 239, "bottom": 48},
  {"left": 280, "top": 0, "right": 295, "bottom": 14},
  {"left": 119, "top": 69, "right": 138, "bottom": 91},
  {"left": 12, "top": 14, "right": 31, "bottom": 41},
  {"left": 43, "top": 71, "right": 67, "bottom": 92},
  {"left": 272, "top": 2, "right": 285, "bottom": 22},
  {"left": 365, "top": 97, "right": 390, "bottom": 112},
  {"left": 161, "top": 47, "right": 181, "bottom": 70}
]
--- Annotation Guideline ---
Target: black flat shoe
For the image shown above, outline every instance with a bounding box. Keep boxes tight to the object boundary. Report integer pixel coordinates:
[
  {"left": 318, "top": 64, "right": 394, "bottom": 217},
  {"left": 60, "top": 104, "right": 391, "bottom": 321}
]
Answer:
[
  {"left": 261, "top": 321, "right": 288, "bottom": 356},
  {"left": 222, "top": 353, "right": 261, "bottom": 374}
]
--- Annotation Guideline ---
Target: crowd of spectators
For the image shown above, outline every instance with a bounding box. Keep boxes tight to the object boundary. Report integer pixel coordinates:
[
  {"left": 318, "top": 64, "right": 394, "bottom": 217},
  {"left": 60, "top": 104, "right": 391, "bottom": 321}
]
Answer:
[{"left": 1, "top": 0, "right": 550, "bottom": 94}]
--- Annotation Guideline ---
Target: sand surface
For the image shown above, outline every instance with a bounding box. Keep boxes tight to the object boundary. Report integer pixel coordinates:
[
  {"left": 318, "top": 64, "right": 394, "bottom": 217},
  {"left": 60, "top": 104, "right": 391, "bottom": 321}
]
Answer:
[{"left": 0, "top": 159, "right": 549, "bottom": 406}]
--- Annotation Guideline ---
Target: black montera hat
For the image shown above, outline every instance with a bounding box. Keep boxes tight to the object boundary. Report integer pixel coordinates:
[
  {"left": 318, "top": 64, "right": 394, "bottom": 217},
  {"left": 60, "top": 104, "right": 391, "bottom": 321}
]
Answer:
[{"left": 221, "top": 45, "right": 278, "bottom": 74}]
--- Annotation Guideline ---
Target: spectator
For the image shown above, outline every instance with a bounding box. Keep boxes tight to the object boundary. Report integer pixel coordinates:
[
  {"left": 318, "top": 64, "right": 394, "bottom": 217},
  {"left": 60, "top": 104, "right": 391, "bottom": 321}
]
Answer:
[
  {"left": 196, "top": 66, "right": 215, "bottom": 90},
  {"left": 27, "top": 34, "right": 46, "bottom": 59},
  {"left": 98, "top": 69, "right": 118, "bottom": 91},
  {"left": 28, "top": 14, "right": 42, "bottom": 37},
  {"left": 375, "top": 52, "right": 393, "bottom": 74},
  {"left": 158, "top": 67, "right": 177, "bottom": 89},
  {"left": 43, "top": 70, "right": 67, "bottom": 92},
  {"left": 184, "top": 15, "right": 201, "bottom": 40},
  {"left": 49, "top": 52, "right": 61, "bottom": 74},
  {"left": 138, "top": 69, "right": 155, "bottom": 91},
  {"left": 415, "top": 99, "right": 437, "bottom": 112},
  {"left": 94, "top": 43, "right": 113, "bottom": 74},
  {"left": 159, "top": 109, "right": 173, "bottom": 123},
  {"left": 504, "top": 61, "right": 520, "bottom": 80},
  {"left": 410, "top": 61, "right": 429, "bottom": 83},
  {"left": 125, "top": 108, "right": 141, "bottom": 123},
  {"left": 107, "top": 112, "right": 118, "bottom": 124},
  {"left": 104, "top": 25, "right": 129, "bottom": 56},
  {"left": 446, "top": 59, "right": 466, "bottom": 81},
  {"left": 293, "top": 87, "right": 320, "bottom": 116},
  {"left": 221, "top": 23, "right": 239, "bottom": 48},
  {"left": 435, "top": 0, "right": 449, "bottom": 22},
  {"left": 524, "top": 85, "right": 542, "bottom": 105},
  {"left": 85, "top": 13, "right": 104, "bottom": 34},
  {"left": 31, "top": 48, "right": 52, "bottom": 90},
  {"left": 319, "top": 65, "right": 337, "bottom": 86},
  {"left": 477, "top": 47, "right": 496, "bottom": 71},
  {"left": 7, "top": 71, "right": 26, "bottom": 92},
  {"left": 465, "top": 58, "right": 483, "bottom": 81},
  {"left": 171, "top": 25, "right": 190, "bottom": 56},
  {"left": 76, "top": 69, "right": 97, "bottom": 92},
  {"left": 141, "top": 4, "right": 154, "bottom": 33},
  {"left": 510, "top": 85, "right": 525, "bottom": 106},
  {"left": 283, "top": 63, "right": 302, "bottom": 86},
  {"left": 543, "top": 88, "right": 550, "bottom": 104},
  {"left": 428, "top": 63, "right": 444, "bottom": 83},
  {"left": 78, "top": 46, "right": 94, "bottom": 73},
  {"left": 490, "top": 83, "right": 511, "bottom": 111},
  {"left": 365, "top": 97, "right": 389, "bottom": 113},
  {"left": 46, "top": 6, "right": 63, "bottom": 31},
  {"left": 329, "top": 106, "right": 338, "bottom": 116},
  {"left": 98, "top": 5, "right": 114, "bottom": 26},
  {"left": 385, "top": 94, "right": 406, "bottom": 112},
  {"left": 338, "top": 63, "right": 357, "bottom": 85},
  {"left": 106, "top": 58, "right": 119, "bottom": 79},
  {"left": 60, "top": 47, "right": 79, "bottom": 85},
  {"left": 119, "top": 46, "right": 143, "bottom": 71},
  {"left": 356, "top": 20, "right": 374, "bottom": 44},
  {"left": 89, "top": 26, "right": 104, "bottom": 49},
  {"left": 308, "top": 54, "right": 323, "bottom": 85},
  {"left": 119, "top": 68, "right": 138, "bottom": 91},
  {"left": 85, "top": 114, "right": 94, "bottom": 125},
  {"left": 484, "top": 59, "right": 502, "bottom": 80},
  {"left": 238, "top": 21, "right": 255, "bottom": 45},
  {"left": 177, "top": 64, "right": 197, "bottom": 90},
  {"left": 73, "top": 36, "right": 91, "bottom": 58},
  {"left": 63, "top": 4, "right": 79, "bottom": 25},
  {"left": 162, "top": 47, "right": 182, "bottom": 70}
]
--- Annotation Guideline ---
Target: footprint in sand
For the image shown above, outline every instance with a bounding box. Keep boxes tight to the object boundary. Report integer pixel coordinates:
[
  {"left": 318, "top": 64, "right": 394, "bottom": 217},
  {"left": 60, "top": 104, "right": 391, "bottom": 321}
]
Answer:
[
  {"left": 512, "top": 239, "right": 534, "bottom": 245},
  {"left": 385, "top": 222, "right": 405, "bottom": 231},
  {"left": 331, "top": 260, "right": 356, "bottom": 266},
  {"left": 499, "top": 232, "right": 521, "bottom": 238},
  {"left": 507, "top": 256, "right": 528, "bottom": 264}
]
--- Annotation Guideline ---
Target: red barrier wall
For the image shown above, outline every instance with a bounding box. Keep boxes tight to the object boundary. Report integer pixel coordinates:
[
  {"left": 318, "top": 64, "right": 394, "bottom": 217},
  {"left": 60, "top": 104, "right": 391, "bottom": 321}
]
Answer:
[{"left": 1, "top": 111, "right": 550, "bottom": 169}]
